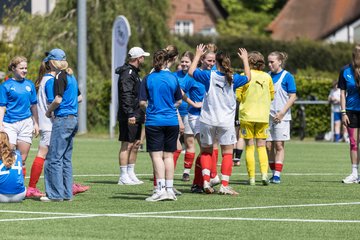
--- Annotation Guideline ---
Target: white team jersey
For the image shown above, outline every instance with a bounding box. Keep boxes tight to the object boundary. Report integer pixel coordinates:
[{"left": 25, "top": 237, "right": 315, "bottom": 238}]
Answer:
[
  {"left": 200, "top": 71, "right": 236, "bottom": 127},
  {"left": 37, "top": 75, "right": 54, "bottom": 131},
  {"left": 270, "top": 70, "right": 292, "bottom": 121},
  {"left": 329, "top": 88, "right": 341, "bottom": 112}
]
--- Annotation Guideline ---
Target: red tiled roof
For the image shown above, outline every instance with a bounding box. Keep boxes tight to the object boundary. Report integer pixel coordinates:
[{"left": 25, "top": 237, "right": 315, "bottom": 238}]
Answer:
[{"left": 267, "top": 0, "right": 360, "bottom": 41}]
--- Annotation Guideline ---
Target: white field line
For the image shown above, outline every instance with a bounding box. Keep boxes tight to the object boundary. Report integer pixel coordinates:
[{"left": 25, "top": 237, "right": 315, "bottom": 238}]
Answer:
[{"left": 1, "top": 202, "right": 360, "bottom": 223}]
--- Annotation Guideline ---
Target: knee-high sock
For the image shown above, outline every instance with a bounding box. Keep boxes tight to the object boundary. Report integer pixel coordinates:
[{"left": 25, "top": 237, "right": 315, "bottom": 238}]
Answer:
[
  {"left": 257, "top": 146, "right": 269, "bottom": 175},
  {"left": 245, "top": 145, "right": 255, "bottom": 178},
  {"left": 173, "top": 150, "right": 182, "bottom": 169},
  {"left": 201, "top": 152, "right": 212, "bottom": 182},
  {"left": 221, "top": 153, "right": 233, "bottom": 186},
  {"left": 192, "top": 154, "right": 203, "bottom": 186},
  {"left": 210, "top": 148, "right": 218, "bottom": 178},
  {"left": 184, "top": 152, "right": 195, "bottom": 170},
  {"left": 29, "top": 156, "right": 45, "bottom": 188}
]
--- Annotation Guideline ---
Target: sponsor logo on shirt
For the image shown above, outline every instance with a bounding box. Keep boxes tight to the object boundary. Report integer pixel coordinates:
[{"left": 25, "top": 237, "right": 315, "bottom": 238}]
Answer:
[{"left": 26, "top": 86, "right": 31, "bottom": 92}]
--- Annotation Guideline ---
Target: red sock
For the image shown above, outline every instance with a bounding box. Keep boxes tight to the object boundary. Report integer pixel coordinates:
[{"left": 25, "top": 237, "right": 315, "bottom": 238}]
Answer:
[
  {"left": 22, "top": 166, "right": 26, "bottom": 178},
  {"left": 192, "top": 154, "right": 203, "bottom": 186},
  {"left": 153, "top": 172, "right": 157, "bottom": 187},
  {"left": 275, "top": 163, "right": 283, "bottom": 172},
  {"left": 210, "top": 148, "right": 218, "bottom": 178},
  {"left": 29, "top": 156, "right": 45, "bottom": 188},
  {"left": 221, "top": 153, "right": 233, "bottom": 186},
  {"left": 184, "top": 152, "right": 195, "bottom": 169},
  {"left": 173, "top": 150, "right": 182, "bottom": 168},
  {"left": 201, "top": 152, "right": 212, "bottom": 182},
  {"left": 269, "top": 162, "right": 275, "bottom": 171}
]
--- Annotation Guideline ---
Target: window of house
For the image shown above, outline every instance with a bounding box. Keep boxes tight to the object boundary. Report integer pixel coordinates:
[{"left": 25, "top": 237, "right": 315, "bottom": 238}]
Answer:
[
  {"left": 174, "top": 20, "right": 193, "bottom": 36},
  {"left": 354, "top": 24, "right": 360, "bottom": 44}
]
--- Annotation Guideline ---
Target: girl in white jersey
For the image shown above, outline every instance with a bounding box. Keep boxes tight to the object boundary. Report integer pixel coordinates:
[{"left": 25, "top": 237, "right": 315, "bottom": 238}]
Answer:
[
  {"left": 266, "top": 51, "right": 297, "bottom": 184},
  {"left": 189, "top": 44, "right": 251, "bottom": 195}
]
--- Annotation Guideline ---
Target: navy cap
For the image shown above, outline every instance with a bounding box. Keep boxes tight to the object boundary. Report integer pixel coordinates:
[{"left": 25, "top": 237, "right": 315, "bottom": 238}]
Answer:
[{"left": 43, "top": 48, "right": 66, "bottom": 62}]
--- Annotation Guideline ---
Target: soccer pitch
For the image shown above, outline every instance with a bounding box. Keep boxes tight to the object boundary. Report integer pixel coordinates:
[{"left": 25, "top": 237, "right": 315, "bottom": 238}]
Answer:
[{"left": 1, "top": 137, "right": 360, "bottom": 240}]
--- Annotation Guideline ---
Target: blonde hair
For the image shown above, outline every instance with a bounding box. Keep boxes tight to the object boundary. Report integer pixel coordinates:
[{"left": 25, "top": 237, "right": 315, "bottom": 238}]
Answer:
[
  {"left": 268, "top": 51, "right": 288, "bottom": 68},
  {"left": 8, "top": 56, "right": 27, "bottom": 72},
  {"left": 0, "top": 132, "right": 15, "bottom": 168},
  {"left": 49, "top": 60, "right": 73, "bottom": 75}
]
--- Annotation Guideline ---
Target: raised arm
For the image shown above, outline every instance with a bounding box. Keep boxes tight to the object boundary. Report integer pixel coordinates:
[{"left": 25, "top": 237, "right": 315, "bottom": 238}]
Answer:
[
  {"left": 188, "top": 44, "right": 206, "bottom": 78},
  {"left": 237, "top": 48, "right": 251, "bottom": 82}
]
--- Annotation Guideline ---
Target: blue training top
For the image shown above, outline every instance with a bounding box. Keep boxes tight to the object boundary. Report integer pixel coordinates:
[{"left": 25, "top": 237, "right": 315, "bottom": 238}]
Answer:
[
  {"left": 338, "top": 64, "right": 360, "bottom": 111},
  {"left": 270, "top": 70, "right": 297, "bottom": 94},
  {"left": 139, "top": 70, "right": 182, "bottom": 126},
  {"left": 173, "top": 70, "right": 189, "bottom": 117},
  {"left": 0, "top": 78, "right": 37, "bottom": 123},
  {"left": 0, "top": 151, "right": 25, "bottom": 194},
  {"left": 187, "top": 78, "right": 206, "bottom": 116},
  {"left": 53, "top": 72, "right": 79, "bottom": 117}
]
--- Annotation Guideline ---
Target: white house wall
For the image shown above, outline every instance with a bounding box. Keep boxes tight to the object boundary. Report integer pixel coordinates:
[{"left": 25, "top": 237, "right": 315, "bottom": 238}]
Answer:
[{"left": 326, "top": 18, "right": 360, "bottom": 43}]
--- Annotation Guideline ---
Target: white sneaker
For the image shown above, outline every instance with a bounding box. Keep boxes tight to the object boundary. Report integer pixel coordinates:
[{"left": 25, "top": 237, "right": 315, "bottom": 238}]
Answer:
[
  {"left": 128, "top": 173, "right": 144, "bottom": 185},
  {"left": 145, "top": 190, "right": 168, "bottom": 202},
  {"left": 249, "top": 178, "right": 256, "bottom": 186},
  {"left": 203, "top": 181, "right": 215, "bottom": 194},
  {"left": 166, "top": 189, "right": 177, "bottom": 201},
  {"left": 210, "top": 175, "right": 220, "bottom": 187},
  {"left": 219, "top": 185, "right": 239, "bottom": 195},
  {"left": 342, "top": 174, "right": 359, "bottom": 184},
  {"left": 118, "top": 175, "right": 136, "bottom": 185}
]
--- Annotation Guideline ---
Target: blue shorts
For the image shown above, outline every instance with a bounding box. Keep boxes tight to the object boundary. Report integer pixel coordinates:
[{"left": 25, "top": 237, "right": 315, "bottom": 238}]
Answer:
[
  {"left": 145, "top": 126, "right": 179, "bottom": 152},
  {"left": 333, "top": 112, "right": 342, "bottom": 122}
]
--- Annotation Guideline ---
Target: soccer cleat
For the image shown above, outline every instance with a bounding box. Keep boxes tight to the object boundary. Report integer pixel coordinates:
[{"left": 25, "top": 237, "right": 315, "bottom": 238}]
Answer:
[
  {"left": 173, "top": 187, "right": 182, "bottom": 196},
  {"left": 203, "top": 181, "right": 215, "bottom": 194},
  {"left": 342, "top": 174, "right": 359, "bottom": 184},
  {"left": 118, "top": 175, "right": 136, "bottom": 185},
  {"left": 261, "top": 174, "right": 269, "bottom": 186},
  {"left": 128, "top": 174, "right": 144, "bottom": 185},
  {"left": 26, "top": 187, "right": 45, "bottom": 198},
  {"left": 145, "top": 190, "right": 168, "bottom": 202},
  {"left": 190, "top": 184, "right": 204, "bottom": 193},
  {"left": 249, "top": 178, "right": 256, "bottom": 186},
  {"left": 72, "top": 183, "right": 90, "bottom": 195},
  {"left": 271, "top": 176, "right": 281, "bottom": 184},
  {"left": 182, "top": 173, "right": 190, "bottom": 182},
  {"left": 40, "top": 196, "right": 63, "bottom": 202},
  {"left": 219, "top": 185, "right": 239, "bottom": 195},
  {"left": 166, "top": 189, "right": 177, "bottom": 201},
  {"left": 210, "top": 175, "right": 220, "bottom": 187}
]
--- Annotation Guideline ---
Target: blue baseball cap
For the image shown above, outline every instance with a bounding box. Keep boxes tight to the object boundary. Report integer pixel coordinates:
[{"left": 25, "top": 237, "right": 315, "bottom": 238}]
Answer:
[{"left": 43, "top": 48, "right": 66, "bottom": 62}]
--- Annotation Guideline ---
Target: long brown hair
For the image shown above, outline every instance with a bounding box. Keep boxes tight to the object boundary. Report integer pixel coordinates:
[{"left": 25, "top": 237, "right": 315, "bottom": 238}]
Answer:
[
  {"left": 352, "top": 45, "right": 360, "bottom": 92},
  {"left": 35, "top": 61, "right": 51, "bottom": 92},
  {"left": 0, "top": 132, "right": 15, "bottom": 168},
  {"left": 153, "top": 49, "right": 169, "bottom": 72},
  {"left": 216, "top": 51, "right": 233, "bottom": 85}
]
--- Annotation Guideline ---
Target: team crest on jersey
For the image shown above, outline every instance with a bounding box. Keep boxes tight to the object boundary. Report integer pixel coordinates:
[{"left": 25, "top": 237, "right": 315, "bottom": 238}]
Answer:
[{"left": 26, "top": 86, "right": 31, "bottom": 92}]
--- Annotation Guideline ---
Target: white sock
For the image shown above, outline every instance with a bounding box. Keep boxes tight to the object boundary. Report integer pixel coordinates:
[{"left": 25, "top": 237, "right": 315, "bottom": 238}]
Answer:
[
  {"left": 183, "top": 168, "right": 190, "bottom": 174},
  {"left": 274, "top": 171, "right": 281, "bottom": 177},
  {"left": 352, "top": 164, "right": 358, "bottom": 178},
  {"left": 120, "top": 166, "right": 128, "bottom": 177},
  {"left": 127, "top": 164, "right": 135, "bottom": 175},
  {"left": 165, "top": 179, "right": 174, "bottom": 189},
  {"left": 157, "top": 179, "right": 165, "bottom": 192}
]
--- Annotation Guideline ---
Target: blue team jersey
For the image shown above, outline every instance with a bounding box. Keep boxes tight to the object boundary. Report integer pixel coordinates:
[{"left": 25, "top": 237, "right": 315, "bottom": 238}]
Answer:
[
  {"left": 188, "top": 79, "right": 205, "bottom": 116},
  {"left": 193, "top": 69, "right": 248, "bottom": 92},
  {"left": 338, "top": 64, "right": 360, "bottom": 111},
  {"left": 173, "top": 70, "right": 189, "bottom": 116},
  {"left": 140, "top": 70, "right": 182, "bottom": 126},
  {"left": 54, "top": 74, "right": 79, "bottom": 117},
  {"left": 44, "top": 74, "right": 55, "bottom": 103},
  {"left": 0, "top": 151, "right": 25, "bottom": 194},
  {"left": 0, "top": 78, "right": 37, "bottom": 123},
  {"left": 270, "top": 70, "right": 297, "bottom": 94}
]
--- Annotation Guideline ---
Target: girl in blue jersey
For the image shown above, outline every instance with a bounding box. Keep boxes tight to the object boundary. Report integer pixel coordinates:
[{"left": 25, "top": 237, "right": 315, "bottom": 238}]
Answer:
[
  {"left": 0, "top": 132, "right": 26, "bottom": 203},
  {"left": 0, "top": 56, "right": 39, "bottom": 178},
  {"left": 41, "top": 49, "right": 81, "bottom": 202},
  {"left": 266, "top": 51, "right": 297, "bottom": 184},
  {"left": 189, "top": 44, "right": 251, "bottom": 195},
  {"left": 339, "top": 45, "right": 360, "bottom": 184},
  {"left": 140, "top": 49, "right": 183, "bottom": 202}
]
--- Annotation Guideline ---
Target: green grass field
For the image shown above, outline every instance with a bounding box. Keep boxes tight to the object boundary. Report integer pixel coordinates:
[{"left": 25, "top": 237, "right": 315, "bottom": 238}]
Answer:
[{"left": 2, "top": 137, "right": 360, "bottom": 240}]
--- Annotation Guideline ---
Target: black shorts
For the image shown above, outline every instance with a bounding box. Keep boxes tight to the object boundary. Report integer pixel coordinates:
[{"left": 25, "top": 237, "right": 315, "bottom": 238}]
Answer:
[
  {"left": 234, "top": 100, "right": 240, "bottom": 127},
  {"left": 118, "top": 121, "right": 142, "bottom": 143},
  {"left": 346, "top": 111, "right": 360, "bottom": 128},
  {"left": 145, "top": 125, "right": 179, "bottom": 152}
]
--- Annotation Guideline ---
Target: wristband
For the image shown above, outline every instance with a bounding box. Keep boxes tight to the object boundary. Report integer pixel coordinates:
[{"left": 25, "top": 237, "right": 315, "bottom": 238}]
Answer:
[
  {"left": 340, "top": 109, "right": 346, "bottom": 113},
  {"left": 342, "top": 112, "right": 347, "bottom": 115}
]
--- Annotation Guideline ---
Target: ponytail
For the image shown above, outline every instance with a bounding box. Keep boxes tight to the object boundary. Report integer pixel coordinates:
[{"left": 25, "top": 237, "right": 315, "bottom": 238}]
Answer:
[{"left": 216, "top": 51, "right": 233, "bottom": 85}]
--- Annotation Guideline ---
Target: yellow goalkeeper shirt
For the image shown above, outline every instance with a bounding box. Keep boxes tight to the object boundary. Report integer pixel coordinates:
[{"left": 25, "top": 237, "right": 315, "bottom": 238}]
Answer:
[{"left": 236, "top": 70, "right": 275, "bottom": 123}]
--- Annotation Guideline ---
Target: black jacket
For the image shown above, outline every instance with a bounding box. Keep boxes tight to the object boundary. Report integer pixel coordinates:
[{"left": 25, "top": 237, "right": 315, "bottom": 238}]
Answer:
[{"left": 116, "top": 63, "right": 145, "bottom": 123}]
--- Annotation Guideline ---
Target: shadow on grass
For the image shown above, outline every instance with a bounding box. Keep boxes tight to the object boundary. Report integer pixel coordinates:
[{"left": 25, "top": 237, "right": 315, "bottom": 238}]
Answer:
[
  {"left": 110, "top": 192, "right": 149, "bottom": 200},
  {"left": 88, "top": 180, "right": 118, "bottom": 184}
]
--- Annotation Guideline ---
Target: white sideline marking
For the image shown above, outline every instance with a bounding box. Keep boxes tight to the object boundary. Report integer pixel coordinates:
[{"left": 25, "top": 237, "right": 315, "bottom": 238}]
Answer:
[{"left": 1, "top": 202, "right": 360, "bottom": 223}]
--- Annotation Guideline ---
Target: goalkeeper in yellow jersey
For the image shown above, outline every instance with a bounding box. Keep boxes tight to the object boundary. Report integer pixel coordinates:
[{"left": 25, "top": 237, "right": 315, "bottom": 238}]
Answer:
[{"left": 236, "top": 51, "right": 274, "bottom": 186}]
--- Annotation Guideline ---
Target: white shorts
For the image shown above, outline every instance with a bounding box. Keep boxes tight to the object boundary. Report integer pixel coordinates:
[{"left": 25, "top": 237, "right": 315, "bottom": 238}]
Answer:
[
  {"left": 181, "top": 115, "right": 193, "bottom": 135},
  {"left": 200, "top": 123, "right": 237, "bottom": 146},
  {"left": 0, "top": 189, "right": 26, "bottom": 203},
  {"left": 39, "top": 130, "right": 52, "bottom": 147},
  {"left": 266, "top": 117, "right": 290, "bottom": 141},
  {"left": 188, "top": 114, "right": 200, "bottom": 136},
  {"left": 3, "top": 117, "right": 34, "bottom": 145}
]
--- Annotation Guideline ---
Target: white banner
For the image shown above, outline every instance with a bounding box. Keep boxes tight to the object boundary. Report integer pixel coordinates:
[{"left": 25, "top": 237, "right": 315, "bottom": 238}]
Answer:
[{"left": 110, "top": 16, "right": 131, "bottom": 138}]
